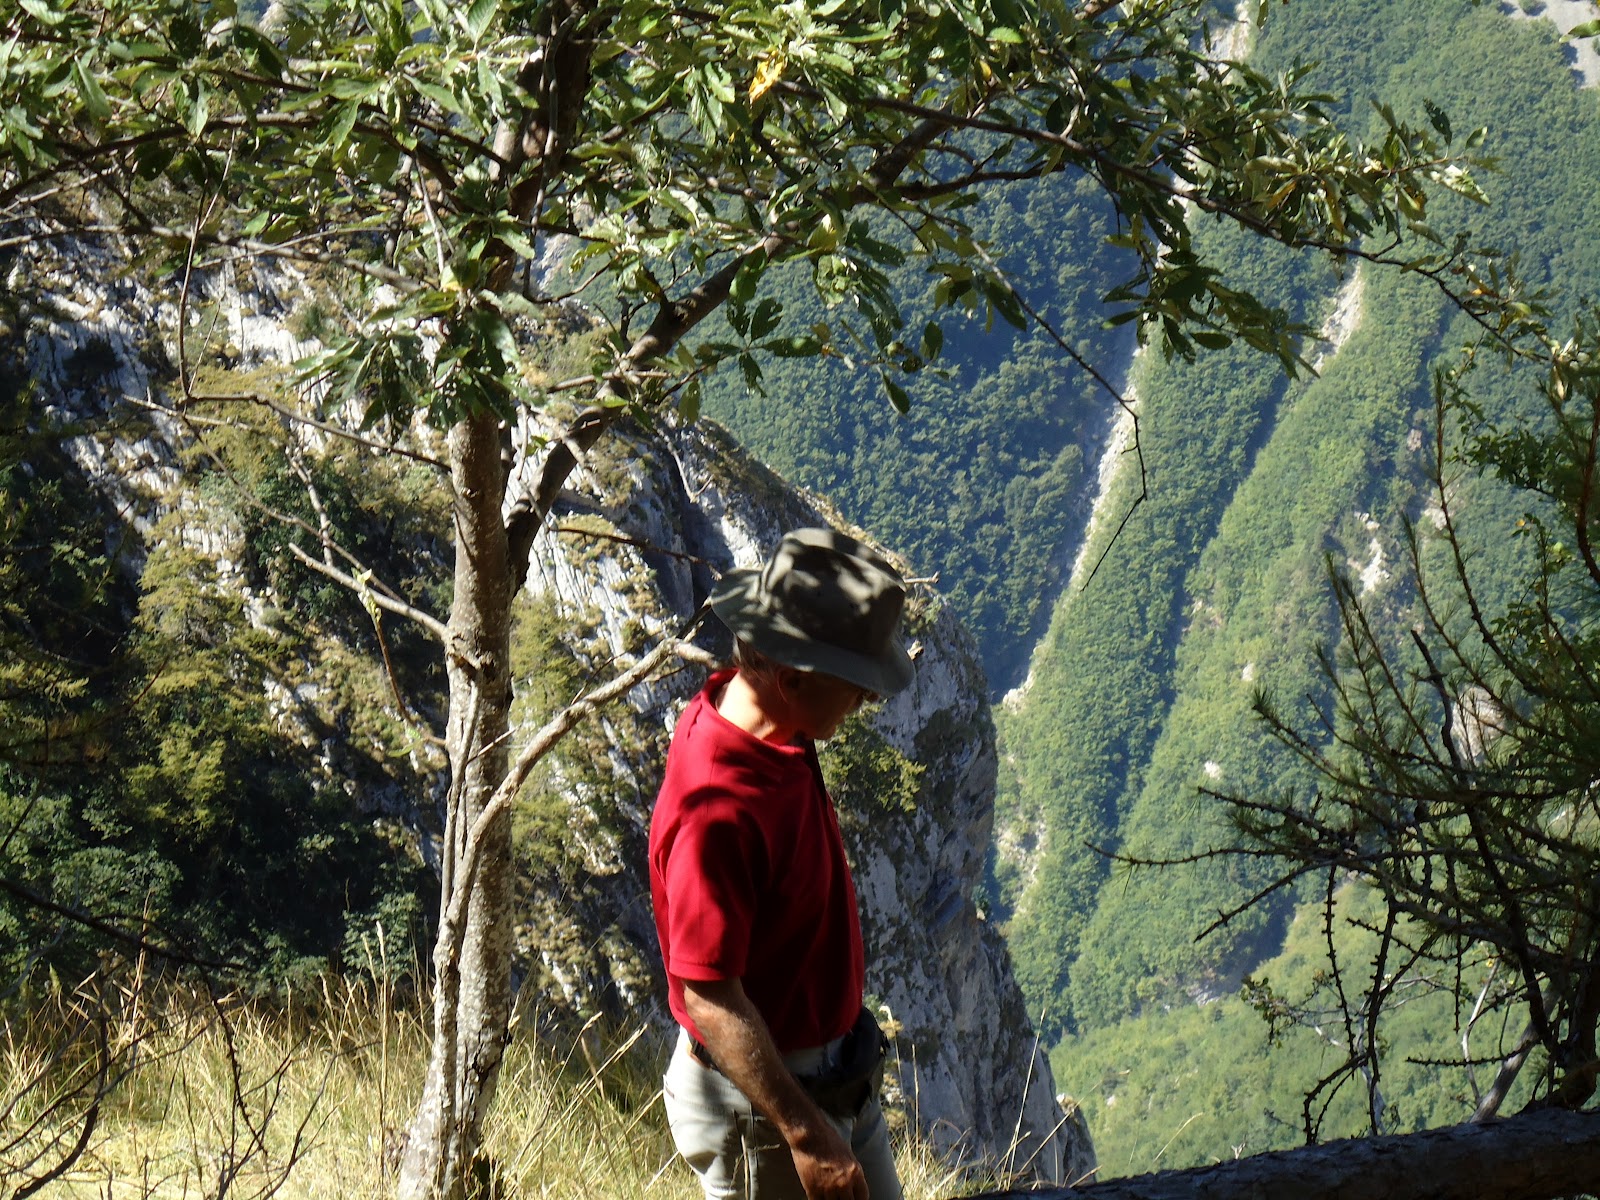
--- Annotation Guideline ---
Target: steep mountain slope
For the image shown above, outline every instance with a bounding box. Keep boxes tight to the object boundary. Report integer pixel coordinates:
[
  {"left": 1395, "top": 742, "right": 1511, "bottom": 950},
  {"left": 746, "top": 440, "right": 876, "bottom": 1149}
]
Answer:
[
  {"left": 991, "top": 223, "right": 1333, "bottom": 1033},
  {"left": 705, "top": 0, "right": 1600, "bottom": 1170},
  {"left": 1036, "top": 0, "right": 1600, "bottom": 1034}
]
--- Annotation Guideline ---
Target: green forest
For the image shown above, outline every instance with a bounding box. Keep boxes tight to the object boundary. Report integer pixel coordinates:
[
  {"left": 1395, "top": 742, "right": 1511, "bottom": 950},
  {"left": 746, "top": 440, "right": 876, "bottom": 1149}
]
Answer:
[
  {"left": 703, "top": 0, "right": 1600, "bottom": 1173},
  {"left": 0, "top": 356, "right": 441, "bottom": 985},
  {"left": 700, "top": 165, "right": 1133, "bottom": 688}
]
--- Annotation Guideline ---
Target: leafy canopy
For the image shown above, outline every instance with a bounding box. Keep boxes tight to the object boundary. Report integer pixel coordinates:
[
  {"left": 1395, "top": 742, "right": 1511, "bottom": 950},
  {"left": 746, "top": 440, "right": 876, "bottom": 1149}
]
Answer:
[{"left": 3, "top": 0, "right": 1492, "bottom": 431}]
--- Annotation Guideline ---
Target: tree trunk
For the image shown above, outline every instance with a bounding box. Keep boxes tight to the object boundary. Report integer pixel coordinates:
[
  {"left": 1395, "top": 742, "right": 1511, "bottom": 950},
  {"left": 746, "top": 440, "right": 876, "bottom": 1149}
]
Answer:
[
  {"left": 398, "top": 411, "right": 516, "bottom": 1200},
  {"left": 967, "top": 1108, "right": 1600, "bottom": 1200}
]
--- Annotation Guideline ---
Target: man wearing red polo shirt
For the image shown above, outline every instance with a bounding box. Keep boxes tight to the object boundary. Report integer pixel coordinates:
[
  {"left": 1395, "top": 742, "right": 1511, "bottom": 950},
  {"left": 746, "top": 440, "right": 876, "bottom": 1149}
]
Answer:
[{"left": 650, "top": 528, "right": 916, "bottom": 1200}]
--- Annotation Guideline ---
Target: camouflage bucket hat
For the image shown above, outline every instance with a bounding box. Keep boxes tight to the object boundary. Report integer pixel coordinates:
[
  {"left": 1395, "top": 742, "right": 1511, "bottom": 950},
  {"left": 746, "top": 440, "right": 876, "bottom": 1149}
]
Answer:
[{"left": 709, "top": 527, "right": 915, "bottom": 697}]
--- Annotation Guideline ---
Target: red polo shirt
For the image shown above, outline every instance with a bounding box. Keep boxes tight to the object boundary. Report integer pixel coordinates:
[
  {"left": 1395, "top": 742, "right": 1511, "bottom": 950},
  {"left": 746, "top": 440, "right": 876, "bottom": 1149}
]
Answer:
[{"left": 649, "top": 671, "right": 865, "bottom": 1052}]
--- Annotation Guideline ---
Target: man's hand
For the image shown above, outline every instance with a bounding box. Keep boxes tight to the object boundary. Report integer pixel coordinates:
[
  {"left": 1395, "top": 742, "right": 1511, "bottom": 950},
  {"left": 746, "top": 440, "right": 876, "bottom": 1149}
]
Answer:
[
  {"left": 682, "top": 978, "right": 867, "bottom": 1200},
  {"left": 788, "top": 1115, "right": 869, "bottom": 1200}
]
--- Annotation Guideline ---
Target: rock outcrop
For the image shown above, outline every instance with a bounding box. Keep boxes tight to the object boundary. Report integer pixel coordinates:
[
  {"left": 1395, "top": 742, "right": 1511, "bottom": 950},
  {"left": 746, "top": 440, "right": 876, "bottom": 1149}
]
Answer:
[{"left": 514, "top": 418, "right": 1092, "bottom": 1181}]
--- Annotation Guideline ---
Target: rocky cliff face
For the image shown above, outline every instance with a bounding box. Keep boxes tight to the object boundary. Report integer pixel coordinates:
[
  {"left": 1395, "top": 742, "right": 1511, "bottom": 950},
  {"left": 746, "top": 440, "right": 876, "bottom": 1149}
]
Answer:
[
  {"left": 7, "top": 233, "right": 1094, "bottom": 1183},
  {"left": 514, "top": 419, "right": 1092, "bottom": 1181}
]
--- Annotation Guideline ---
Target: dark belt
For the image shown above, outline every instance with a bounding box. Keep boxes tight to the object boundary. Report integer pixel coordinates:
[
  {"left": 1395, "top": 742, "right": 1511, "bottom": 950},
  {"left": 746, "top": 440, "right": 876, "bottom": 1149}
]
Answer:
[
  {"left": 688, "top": 1036, "right": 719, "bottom": 1071},
  {"left": 684, "top": 1009, "right": 887, "bottom": 1118},
  {"left": 685, "top": 1034, "right": 827, "bottom": 1075}
]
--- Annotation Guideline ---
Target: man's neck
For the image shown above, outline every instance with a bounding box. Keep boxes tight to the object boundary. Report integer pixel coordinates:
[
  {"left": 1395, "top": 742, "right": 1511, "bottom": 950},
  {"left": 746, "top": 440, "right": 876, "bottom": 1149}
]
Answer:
[{"left": 716, "top": 670, "right": 796, "bottom": 745}]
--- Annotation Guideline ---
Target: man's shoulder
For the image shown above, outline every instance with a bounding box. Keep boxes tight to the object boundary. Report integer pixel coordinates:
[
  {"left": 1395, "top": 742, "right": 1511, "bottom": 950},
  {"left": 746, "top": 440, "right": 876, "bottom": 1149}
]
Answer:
[{"left": 659, "top": 740, "right": 762, "bottom": 816}]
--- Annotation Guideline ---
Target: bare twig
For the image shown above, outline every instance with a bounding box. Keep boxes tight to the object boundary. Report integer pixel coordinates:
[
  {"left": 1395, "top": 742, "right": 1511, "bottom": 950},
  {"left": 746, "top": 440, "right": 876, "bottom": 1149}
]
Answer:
[{"left": 285, "top": 543, "right": 449, "bottom": 645}]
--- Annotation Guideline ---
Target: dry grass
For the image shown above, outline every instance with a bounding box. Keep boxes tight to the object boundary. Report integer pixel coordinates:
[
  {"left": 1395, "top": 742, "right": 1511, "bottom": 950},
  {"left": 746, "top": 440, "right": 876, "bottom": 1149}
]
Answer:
[{"left": 2, "top": 975, "right": 995, "bottom": 1200}]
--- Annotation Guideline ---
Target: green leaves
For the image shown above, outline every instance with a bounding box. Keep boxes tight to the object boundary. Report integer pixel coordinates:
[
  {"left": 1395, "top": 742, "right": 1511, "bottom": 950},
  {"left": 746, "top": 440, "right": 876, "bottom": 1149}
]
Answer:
[
  {"left": 18, "top": 0, "right": 65, "bottom": 24},
  {"left": 1422, "top": 99, "right": 1452, "bottom": 143},
  {"left": 2, "top": 0, "right": 1507, "bottom": 448},
  {"left": 464, "top": 0, "right": 499, "bottom": 43},
  {"left": 71, "top": 61, "right": 111, "bottom": 120},
  {"left": 730, "top": 250, "right": 769, "bottom": 306},
  {"left": 409, "top": 78, "right": 462, "bottom": 116},
  {"left": 881, "top": 373, "right": 911, "bottom": 415}
]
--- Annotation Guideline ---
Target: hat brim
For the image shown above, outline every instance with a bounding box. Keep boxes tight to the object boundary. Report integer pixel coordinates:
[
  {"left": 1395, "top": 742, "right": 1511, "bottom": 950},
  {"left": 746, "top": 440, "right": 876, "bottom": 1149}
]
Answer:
[{"left": 710, "top": 567, "right": 915, "bottom": 697}]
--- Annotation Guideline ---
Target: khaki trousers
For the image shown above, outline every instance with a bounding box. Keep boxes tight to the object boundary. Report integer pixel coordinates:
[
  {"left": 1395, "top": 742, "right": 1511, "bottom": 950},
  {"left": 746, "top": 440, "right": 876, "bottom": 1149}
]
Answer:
[{"left": 662, "top": 1028, "right": 904, "bottom": 1200}]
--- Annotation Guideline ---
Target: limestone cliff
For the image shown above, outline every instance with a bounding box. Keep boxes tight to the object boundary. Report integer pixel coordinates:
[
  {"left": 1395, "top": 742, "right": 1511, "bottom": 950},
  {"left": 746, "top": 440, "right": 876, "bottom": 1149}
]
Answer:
[{"left": 514, "top": 418, "right": 1093, "bottom": 1181}]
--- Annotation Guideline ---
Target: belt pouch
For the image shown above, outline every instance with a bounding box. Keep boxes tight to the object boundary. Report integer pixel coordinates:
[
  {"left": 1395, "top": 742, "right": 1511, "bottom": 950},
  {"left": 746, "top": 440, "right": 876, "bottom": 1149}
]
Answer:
[{"left": 798, "top": 1007, "right": 889, "bottom": 1118}]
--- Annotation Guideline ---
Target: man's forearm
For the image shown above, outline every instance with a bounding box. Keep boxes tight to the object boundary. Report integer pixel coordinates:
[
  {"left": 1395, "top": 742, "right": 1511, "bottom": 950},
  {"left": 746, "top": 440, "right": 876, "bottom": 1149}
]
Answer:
[
  {"left": 682, "top": 977, "right": 867, "bottom": 1200},
  {"left": 683, "top": 978, "right": 831, "bottom": 1141}
]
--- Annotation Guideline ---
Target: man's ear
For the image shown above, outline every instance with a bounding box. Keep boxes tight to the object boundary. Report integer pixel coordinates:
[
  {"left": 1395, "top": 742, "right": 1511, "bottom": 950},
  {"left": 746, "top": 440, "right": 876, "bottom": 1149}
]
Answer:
[{"left": 771, "top": 666, "right": 802, "bottom": 706}]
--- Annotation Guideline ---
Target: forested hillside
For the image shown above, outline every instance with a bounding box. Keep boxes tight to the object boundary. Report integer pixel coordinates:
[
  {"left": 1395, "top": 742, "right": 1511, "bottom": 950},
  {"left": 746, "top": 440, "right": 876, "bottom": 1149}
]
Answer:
[
  {"left": 705, "top": 0, "right": 1600, "bottom": 1172},
  {"left": 0, "top": 326, "right": 441, "bottom": 987},
  {"left": 700, "top": 169, "right": 1135, "bottom": 689}
]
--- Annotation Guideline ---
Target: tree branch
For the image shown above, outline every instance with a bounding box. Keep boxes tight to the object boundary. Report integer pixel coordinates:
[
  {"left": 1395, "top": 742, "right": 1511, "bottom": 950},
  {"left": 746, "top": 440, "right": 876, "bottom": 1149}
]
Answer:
[
  {"left": 286, "top": 543, "right": 449, "bottom": 643},
  {"left": 437, "top": 631, "right": 698, "bottom": 952}
]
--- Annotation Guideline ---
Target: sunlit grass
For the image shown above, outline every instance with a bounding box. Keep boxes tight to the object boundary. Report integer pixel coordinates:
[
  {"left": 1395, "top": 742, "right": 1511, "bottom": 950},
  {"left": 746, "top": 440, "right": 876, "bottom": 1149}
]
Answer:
[{"left": 3, "top": 975, "right": 1014, "bottom": 1199}]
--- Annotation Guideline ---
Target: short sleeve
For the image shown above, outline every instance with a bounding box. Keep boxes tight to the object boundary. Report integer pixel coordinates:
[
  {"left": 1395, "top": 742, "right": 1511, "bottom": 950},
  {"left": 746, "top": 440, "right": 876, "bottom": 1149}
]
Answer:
[{"left": 661, "top": 801, "right": 764, "bottom": 981}]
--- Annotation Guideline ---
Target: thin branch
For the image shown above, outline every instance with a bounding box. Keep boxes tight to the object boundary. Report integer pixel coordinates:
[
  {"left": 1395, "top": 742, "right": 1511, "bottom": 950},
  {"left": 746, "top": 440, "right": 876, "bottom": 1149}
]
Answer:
[
  {"left": 157, "top": 390, "right": 452, "bottom": 640},
  {"left": 552, "top": 523, "right": 720, "bottom": 569},
  {"left": 0, "top": 876, "right": 242, "bottom": 972},
  {"left": 1462, "top": 956, "right": 1500, "bottom": 1105},
  {"left": 141, "top": 222, "right": 425, "bottom": 295},
  {"left": 1194, "top": 864, "right": 1319, "bottom": 942},
  {"left": 147, "top": 392, "right": 447, "bottom": 472},
  {"left": 990, "top": 270, "right": 1150, "bottom": 591},
  {"left": 286, "top": 543, "right": 449, "bottom": 643},
  {"left": 440, "top": 633, "right": 698, "bottom": 941}
]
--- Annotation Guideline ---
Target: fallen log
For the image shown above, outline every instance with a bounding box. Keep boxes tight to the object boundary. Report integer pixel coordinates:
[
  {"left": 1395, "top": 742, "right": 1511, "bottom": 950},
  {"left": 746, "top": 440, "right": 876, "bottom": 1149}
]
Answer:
[{"left": 969, "top": 1107, "right": 1600, "bottom": 1200}]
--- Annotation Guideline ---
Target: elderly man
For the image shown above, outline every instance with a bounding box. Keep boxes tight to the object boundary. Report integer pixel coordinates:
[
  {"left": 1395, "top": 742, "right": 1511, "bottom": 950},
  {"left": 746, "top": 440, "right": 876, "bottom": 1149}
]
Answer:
[{"left": 649, "top": 527, "right": 916, "bottom": 1200}]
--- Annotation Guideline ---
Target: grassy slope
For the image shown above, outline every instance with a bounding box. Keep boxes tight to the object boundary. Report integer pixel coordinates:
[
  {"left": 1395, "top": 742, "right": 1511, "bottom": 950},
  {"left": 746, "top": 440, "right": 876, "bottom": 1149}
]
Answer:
[{"left": 0, "top": 986, "right": 1036, "bottom": 1199}]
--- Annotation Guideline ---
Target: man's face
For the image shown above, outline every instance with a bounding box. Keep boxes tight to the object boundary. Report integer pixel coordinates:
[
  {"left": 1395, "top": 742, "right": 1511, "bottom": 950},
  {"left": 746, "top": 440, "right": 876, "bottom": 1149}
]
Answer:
[{"left": 783, "top": 669, "right": 877, "bottom": 741}]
